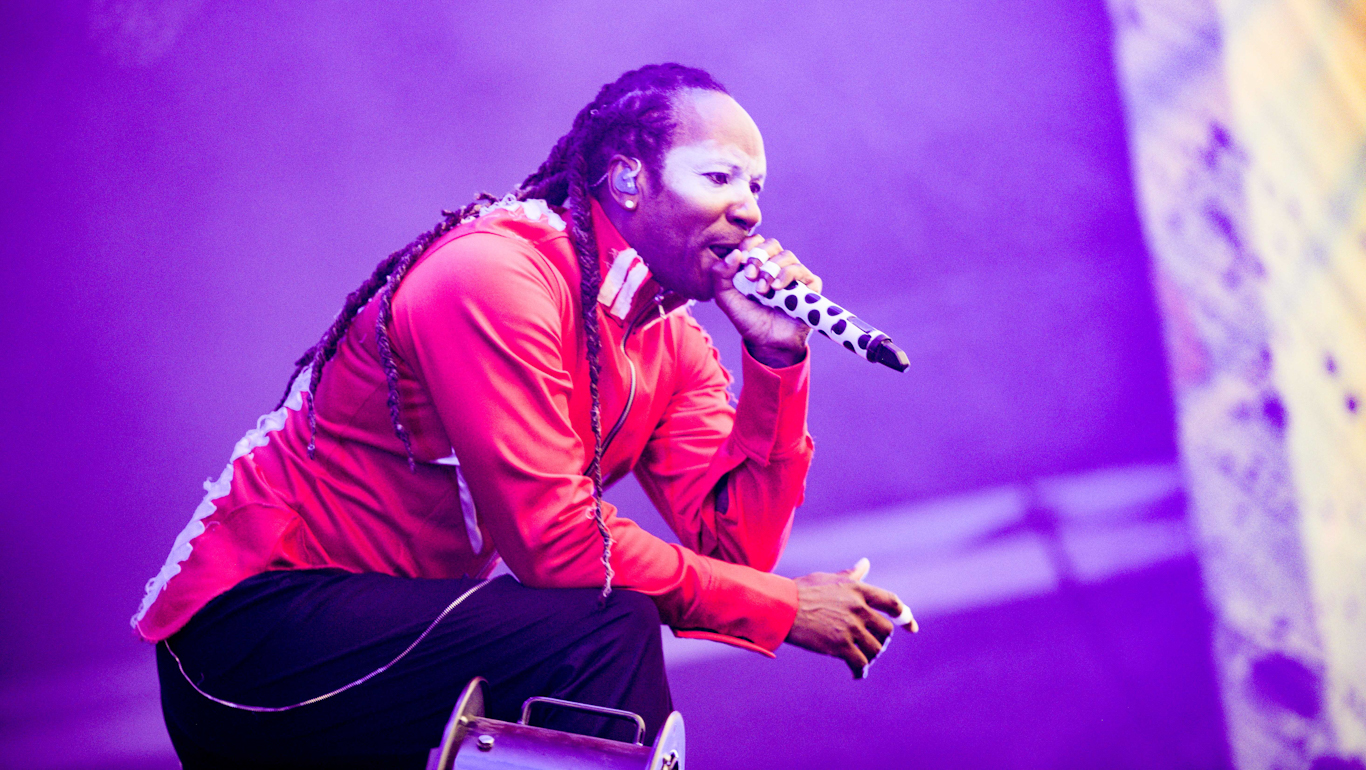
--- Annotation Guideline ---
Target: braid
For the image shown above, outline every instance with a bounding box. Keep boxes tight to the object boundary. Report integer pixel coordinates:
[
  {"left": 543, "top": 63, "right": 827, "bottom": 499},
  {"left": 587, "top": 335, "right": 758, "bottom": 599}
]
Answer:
[
  {"left": 283, "top": 193, "right": 496, "bottom": 461},
  {"left": 527, "top": 63, "right": 728, "bottom": 601},
  {"left": 373, "top": 228, "right": 439, "bottom": 471},
  {"left": 274, "top": 244, "right": 409, "bottom": 411},
  {"left": 284, "top": 64, "right": 727, "bottom": 601},
  {"left": 566, "top": 133, "right": 614, "bottom": 599},
  {"left": 370, "top": 194, "right": 496, "bottom": 470}
]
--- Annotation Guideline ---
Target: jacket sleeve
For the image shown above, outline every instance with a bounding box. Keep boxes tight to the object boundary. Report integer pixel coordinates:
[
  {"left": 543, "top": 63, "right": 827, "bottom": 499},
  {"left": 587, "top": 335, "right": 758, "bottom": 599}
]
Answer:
[
  {"left": 634, "top": 311, "right": 814, "bottom": 576},
  {"left": 391, "top": 233, "right": 801, "bottom": 652}
]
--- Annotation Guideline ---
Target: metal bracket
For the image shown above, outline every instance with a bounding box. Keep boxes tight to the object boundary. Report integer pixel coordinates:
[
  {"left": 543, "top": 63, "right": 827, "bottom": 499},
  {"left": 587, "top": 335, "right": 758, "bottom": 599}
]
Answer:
[{"left": 519, "top": 696, "right": 648, "bottom": 745}]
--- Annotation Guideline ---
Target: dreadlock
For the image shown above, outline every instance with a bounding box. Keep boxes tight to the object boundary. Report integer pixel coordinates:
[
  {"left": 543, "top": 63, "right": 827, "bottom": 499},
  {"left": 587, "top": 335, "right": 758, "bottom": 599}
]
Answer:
[{"left": 282, "top": 63, "right": 729, "bottom": 600}]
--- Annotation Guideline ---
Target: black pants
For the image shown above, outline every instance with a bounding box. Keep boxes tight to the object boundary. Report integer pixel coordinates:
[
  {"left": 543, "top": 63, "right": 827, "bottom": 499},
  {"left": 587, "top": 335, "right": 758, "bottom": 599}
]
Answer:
[{"left": 157, "top": 569, "right": 672, "bottom": 769}]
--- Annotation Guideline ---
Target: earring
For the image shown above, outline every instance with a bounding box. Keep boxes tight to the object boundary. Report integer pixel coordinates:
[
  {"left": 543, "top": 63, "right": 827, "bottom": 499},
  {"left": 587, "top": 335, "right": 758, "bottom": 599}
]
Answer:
[{"left": 624, "top": 199, "right": 637, "bottom": 210}]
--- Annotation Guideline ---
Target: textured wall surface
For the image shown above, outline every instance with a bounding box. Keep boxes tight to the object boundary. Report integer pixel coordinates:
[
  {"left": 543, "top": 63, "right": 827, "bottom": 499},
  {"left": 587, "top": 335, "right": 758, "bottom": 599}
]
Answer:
[
  {"left": 1105, "top": 0, "right": 1365, "bottom": 765},
  {"left": 1216, "top": 0, "right": 1366, "bottom": 757}
]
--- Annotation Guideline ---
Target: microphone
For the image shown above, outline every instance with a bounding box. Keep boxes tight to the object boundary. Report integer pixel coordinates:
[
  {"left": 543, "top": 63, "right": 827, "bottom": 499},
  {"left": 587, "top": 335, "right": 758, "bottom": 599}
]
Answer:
[{"left": 732, "top": 251, "right": 909, "bottom": 372}]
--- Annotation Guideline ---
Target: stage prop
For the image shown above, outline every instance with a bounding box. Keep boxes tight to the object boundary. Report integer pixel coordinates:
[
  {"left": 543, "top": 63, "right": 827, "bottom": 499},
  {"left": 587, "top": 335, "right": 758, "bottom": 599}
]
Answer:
[
  {"left": 427, "top": 678, "right": 685, "bottom": 770},
  {"left": 1105, "top": 0, "right": 1366, "bottom": 765}
]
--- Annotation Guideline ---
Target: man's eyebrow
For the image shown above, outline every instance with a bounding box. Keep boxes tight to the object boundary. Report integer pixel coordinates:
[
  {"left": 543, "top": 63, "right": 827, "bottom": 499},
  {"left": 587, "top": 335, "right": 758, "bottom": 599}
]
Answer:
[
  {"left": 688, "top": 155, "right": 762, "bottom": 181},
  {"left": 692, "top": 159, "right": 741, "bottom": 172}
]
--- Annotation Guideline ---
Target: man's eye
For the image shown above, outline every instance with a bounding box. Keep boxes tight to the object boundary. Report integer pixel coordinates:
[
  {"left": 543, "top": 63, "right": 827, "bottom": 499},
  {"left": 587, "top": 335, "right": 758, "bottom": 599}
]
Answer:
[{"left": 704, "top": 172, "right": 730, "bottom": 185}]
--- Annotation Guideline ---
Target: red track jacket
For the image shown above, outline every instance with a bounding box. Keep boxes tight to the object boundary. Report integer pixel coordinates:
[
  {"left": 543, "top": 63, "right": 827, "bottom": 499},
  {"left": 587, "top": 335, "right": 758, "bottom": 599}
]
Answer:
[{"left": 133, "top": 198, "right": 812, "bottom": 655}]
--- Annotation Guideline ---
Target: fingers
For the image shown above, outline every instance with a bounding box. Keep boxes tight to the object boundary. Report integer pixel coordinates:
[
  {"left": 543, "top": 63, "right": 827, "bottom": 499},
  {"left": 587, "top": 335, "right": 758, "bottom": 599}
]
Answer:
[
  {"left": 842, "top": 557, "right": 871, "bottom": 582},
  {"left": 838, "top": 565, "right": 896, "bottom": 642},
  {"left": 840, "top": 557, "right": 870, "bottom": 582},
  {"left": 849, "top": 620, "right": 887, "bottom": 680},
  {"left": 759, "top": 253, "right": 819, "bottom": 294},
  {"left": 860, "top": 584, "right": 918, "bottom": 633},
  {"left": 841, "top": 559, "right": 905, "bottom": 638},
  {"left": 844, "top": 564, "right": 891, "bottom": 679},
  {"left": 770, "top": 256, "right": 821, "bottom": 295},
  {"left": 734, "top": 237, "right": 822, "bottom": 295},
  {"left": 735, "top": 235, "right": 778, "bottom": 282},
  {"left": 843, "top": 632, "right": 872, "bottom": 680},
  {"left": 737, "top": 233, "right": 777, "bottom": 257},
  {"left": 846, "top": 558, "right": 918, "bottom": 633},
  {"left": 863, "top": 624, "right": 892, "bottom": 679},
  {"left": 857, "top": 583, "right": 904, "bottom": 617},
  {"left": 721, "top": 247, "right": 747, "bottom": 275},
  {"left": 737, "top": 247, "right": 780, "bottom": 289},
  {"left": 861, "top": 602, "right": 896, "bottom": 642},
  {"left": 787, "top": 569, "right": 918, "bottom": 680},
  {"left": 895, "top": 603, "right": 920, "bottom": 634}
]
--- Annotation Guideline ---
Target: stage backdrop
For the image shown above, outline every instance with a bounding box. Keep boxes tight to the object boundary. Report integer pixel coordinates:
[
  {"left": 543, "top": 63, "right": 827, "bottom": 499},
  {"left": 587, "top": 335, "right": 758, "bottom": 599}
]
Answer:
[{"left": 0, "top": 0, "right": 1174, "bottom": 686}]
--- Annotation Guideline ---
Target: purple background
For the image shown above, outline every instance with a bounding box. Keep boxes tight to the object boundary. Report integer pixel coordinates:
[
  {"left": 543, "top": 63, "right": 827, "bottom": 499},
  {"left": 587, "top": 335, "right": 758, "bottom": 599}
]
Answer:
[{"left": 1, "top": 1, "right": 1217, "bottom": 767}]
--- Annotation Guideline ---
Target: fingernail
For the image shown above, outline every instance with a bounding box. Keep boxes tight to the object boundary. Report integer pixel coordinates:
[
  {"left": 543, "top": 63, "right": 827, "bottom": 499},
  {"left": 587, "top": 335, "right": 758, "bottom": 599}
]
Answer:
[{"left": 894, "top": 603, "right": 918, "bottom": 632}]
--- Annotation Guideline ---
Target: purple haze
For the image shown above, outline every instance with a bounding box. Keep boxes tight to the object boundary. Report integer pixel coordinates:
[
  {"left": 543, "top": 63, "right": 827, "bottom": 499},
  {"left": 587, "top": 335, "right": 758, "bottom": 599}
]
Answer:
[{"left": 1, "top": 1, "right": 1220, "bottom": 768}]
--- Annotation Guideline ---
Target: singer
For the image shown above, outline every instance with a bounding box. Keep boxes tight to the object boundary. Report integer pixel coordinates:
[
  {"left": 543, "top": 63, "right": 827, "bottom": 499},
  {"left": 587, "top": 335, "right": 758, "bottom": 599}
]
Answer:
[{"left": 133, "top": 64, "right": 907, "bottom": 768}]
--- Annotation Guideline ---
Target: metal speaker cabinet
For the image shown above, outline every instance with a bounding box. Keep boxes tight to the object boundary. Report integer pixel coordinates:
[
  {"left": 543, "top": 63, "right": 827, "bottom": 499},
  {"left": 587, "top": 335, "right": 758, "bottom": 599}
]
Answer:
[{"left": 427, "top": 678, "right": 684, "bottom": 770}]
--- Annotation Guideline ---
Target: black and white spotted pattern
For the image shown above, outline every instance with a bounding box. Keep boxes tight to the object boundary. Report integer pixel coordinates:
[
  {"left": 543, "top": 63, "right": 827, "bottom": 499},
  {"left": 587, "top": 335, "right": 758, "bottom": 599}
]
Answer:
[{"left": 732, "top": 257, "right": 891, "bottom": 362}]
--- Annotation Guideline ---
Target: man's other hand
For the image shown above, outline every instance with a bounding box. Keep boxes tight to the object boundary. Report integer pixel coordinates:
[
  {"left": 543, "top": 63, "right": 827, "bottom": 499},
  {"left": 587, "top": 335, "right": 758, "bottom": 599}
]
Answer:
[{"left": 784, "top": 559, "right": 910, "bottom": 679}]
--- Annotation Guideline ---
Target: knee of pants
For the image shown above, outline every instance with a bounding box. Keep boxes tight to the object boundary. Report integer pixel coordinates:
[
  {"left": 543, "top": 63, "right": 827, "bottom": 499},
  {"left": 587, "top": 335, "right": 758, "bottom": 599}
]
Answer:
[{"left": 602, "top": 590, "right": 663, "bottom": 651}]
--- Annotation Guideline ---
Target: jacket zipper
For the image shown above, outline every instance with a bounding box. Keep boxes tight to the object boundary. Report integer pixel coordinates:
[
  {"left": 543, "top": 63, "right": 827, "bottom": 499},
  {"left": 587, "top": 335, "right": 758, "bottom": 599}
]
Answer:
[{"left": 600, "top": 292, "right": 665, "bottom": 455}]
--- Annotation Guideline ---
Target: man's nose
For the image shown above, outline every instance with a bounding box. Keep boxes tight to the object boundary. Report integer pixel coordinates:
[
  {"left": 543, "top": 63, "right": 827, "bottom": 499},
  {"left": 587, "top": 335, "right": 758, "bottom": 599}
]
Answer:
[{"left": 728, "top": 192, "right": 761, "bottom": 234}]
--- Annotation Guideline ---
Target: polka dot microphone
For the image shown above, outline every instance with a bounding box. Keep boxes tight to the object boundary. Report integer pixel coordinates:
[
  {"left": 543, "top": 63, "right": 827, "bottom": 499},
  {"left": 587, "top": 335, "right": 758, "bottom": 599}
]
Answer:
[{"left": 732, "top": 250, "right": 909, "bottom": 372}]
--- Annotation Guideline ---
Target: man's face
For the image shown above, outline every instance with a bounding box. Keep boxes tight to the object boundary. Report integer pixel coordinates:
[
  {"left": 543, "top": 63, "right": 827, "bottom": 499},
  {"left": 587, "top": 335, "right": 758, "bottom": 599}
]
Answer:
[{"left": 628, "top": 90, "right": 766, "bottom": 300}]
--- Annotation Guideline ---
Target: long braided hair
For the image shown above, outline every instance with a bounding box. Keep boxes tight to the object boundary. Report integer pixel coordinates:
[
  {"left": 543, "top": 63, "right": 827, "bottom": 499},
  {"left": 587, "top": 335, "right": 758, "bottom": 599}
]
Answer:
[{"left": 278, "top": 63, "right": 729, "bottom": 599}]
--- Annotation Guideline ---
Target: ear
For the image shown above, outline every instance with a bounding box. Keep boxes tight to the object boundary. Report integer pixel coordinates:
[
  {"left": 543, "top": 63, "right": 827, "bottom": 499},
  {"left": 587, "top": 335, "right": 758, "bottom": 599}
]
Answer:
[{"left": 604, "top": 155, "right": 644, "bottom": 210}]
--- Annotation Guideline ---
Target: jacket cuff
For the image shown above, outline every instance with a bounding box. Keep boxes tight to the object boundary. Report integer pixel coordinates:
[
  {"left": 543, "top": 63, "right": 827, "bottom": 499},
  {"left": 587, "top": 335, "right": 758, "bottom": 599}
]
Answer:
[
  {"left": 672, "top": 629, "right": 777, "bottom": 658},
  {"left": 733, "top": 345, "right": 811, "bottom": 464},
  {"left": 692, "top": 563, "right": 799, "bottom": 653}
]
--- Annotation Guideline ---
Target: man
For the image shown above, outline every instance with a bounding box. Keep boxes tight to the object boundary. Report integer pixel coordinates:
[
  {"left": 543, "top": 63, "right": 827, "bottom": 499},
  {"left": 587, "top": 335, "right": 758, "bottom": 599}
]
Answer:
[{"left": 135, "top": 63, "right": 907, "bottom": 768}]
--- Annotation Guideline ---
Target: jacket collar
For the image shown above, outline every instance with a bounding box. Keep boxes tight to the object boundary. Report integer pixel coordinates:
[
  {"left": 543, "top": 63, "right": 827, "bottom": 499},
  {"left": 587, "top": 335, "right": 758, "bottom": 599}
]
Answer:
[{"left": 590, "top": 198, "right": 674, "bottom": 325}]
